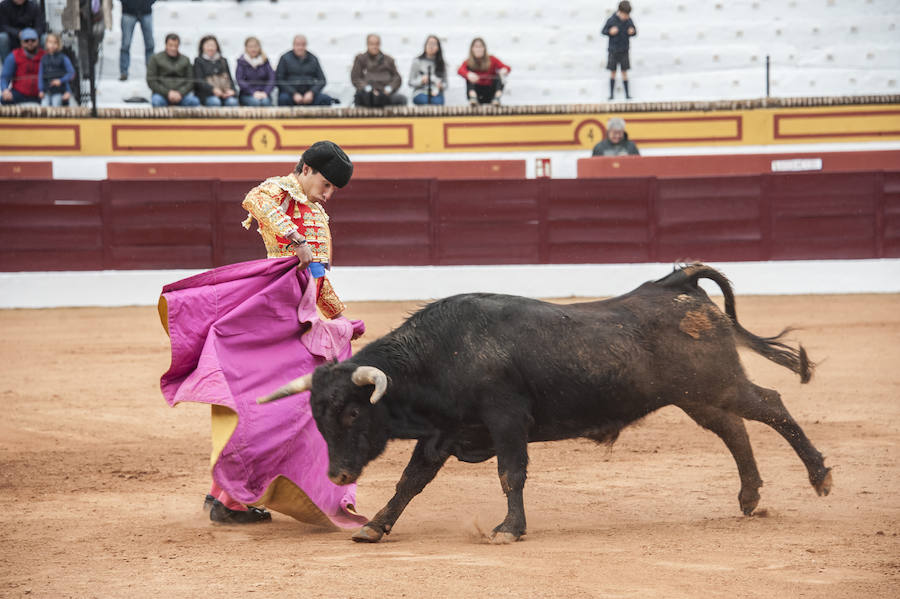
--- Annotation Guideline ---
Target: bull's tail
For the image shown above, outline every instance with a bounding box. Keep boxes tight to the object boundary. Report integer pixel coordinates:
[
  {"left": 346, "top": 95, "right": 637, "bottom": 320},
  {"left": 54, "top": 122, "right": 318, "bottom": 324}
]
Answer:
[{"left": 659, "top": 263, "right": 814, "bottom": 383}]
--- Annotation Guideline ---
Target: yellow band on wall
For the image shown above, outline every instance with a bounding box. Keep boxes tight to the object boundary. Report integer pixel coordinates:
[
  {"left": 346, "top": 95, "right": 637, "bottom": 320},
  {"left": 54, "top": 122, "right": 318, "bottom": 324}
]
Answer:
[{"left": 3, "top": 104, "right": 898, "bottom": 156}]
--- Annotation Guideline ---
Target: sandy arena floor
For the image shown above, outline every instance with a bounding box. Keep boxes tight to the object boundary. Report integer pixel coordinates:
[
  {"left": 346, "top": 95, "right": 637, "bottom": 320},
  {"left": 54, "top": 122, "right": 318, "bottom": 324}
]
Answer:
[{"left": 1, "top": 291, "right": 899, "bottom": 598}]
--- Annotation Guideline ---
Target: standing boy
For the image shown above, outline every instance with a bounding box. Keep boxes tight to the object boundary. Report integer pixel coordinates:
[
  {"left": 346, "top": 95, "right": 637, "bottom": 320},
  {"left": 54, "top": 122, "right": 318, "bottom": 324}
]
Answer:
[{"left": 602, "top": 1, "right": 637, "bottom": 100}]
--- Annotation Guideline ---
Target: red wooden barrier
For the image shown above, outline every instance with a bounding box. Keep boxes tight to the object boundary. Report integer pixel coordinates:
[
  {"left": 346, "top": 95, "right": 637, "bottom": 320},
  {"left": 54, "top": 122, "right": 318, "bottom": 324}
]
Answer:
[
  {"left": 0, "top": 180, "right": 103, "bottom": 271},
  {"left": 0, "top": 161, "right": 53, "bottom": 179},
  {"left": 577, "top": 150, "right": 900, "bottom": 178},
  {"left": 107, "top": 160, "right": 526, "bottom": 181},
  {"left": 2, "top": 172, "right": 898, "bottom": 271}
]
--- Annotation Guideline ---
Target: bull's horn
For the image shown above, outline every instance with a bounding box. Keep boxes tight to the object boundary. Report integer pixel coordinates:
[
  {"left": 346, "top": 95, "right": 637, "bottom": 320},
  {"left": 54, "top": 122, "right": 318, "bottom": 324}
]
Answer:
[
  {"left": 256, "top": 373, "right": 313, "bottom": 404},
  {"left": 351, "top": 366, "right": 388, "bottom": 404}
]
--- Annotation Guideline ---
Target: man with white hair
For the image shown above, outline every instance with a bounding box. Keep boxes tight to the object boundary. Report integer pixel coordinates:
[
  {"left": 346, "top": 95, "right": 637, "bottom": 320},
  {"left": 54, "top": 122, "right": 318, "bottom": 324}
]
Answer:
[{"left": 591, "top": 117, "right": 640, "bottom": 156}]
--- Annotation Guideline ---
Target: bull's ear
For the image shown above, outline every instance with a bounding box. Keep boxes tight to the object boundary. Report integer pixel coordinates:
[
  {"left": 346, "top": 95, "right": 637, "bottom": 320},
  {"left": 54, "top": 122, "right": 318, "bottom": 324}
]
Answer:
[
  {"left": 257, "top": 373, "right": 313, "bottom": 404},
  {"left": 350, "top": 366, "right": 388, "bottom": 404}
]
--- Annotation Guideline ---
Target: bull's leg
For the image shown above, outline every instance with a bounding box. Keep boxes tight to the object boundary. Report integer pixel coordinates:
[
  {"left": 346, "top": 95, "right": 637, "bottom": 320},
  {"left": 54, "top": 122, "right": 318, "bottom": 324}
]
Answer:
[
  {"left": 681, "top": 404, "right": 764, "bottom": 515},
  {"left": 732, "top": 382, "right": 832, "bottom": 497},
  {"left": 352, "top": 439, "right": 448, "bottom": 543},
  {"left": 485, "top": 411, "right": 530, "bottom": 544}
]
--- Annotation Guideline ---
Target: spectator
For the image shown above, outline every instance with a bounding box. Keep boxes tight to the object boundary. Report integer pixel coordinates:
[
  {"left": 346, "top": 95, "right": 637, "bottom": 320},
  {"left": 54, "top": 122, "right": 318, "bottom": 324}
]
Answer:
[
  {"left": 0, "top": 26, "right": 42, "bottom": 104},
  {"left": 38, "top": 32, "right": 74, "bottom": 106},
  {"left": 351, "top": 33, "right": 405, "bottom": 107},
  {"left": 146, "top": 32, "right": 200, "bottom": 107},
  {"left": 591, "top": 117, "right": 640, "bottom": 156},
  {"left": 275, "top": 34, "right": 333, "bottom": 106},
  {"left": 118, "top": 0, "right": 155, "bottom": 81},
  {"left": 77, "top": 0, "right": 111, "bottom": 82},
  {"left": 0, "top": 0, "right": 44, "bottom": 64},
  {"left": 602, "top": 0, "right": 637, "bottom": 100},
  {"left": 408, "top": 34, "right": 446, "bottom": 105},
  {"left": 236, "top": 36, "right": 274, "bottom": 106},
  {"left": 193, "top": 34, "right": 238, "bottom": 107},
  {"left": 457, "top": 37, "right": 509, "bottom": 106}
]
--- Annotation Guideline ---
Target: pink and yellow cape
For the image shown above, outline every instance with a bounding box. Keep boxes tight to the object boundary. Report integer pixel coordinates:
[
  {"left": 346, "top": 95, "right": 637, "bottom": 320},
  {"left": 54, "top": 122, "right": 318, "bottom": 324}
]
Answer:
[{"left": 158, "top": 257, "right": 367, "bottom": 529}]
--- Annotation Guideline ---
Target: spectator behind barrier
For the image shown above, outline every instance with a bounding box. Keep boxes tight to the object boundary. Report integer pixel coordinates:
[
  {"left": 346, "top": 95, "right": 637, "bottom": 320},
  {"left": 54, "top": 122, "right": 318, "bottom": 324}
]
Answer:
[
  {"left": 38, "top": 32, "right": 74, "bottom": 106},
  {"left": 602, "top": 0, "right": 637, "bottom": 100},
  {"left": 0, "top": 26, "right": 42, "bottom": 104},
  {"left": 351, "top": 33, "right": 406, "bottom": 107},
  {"left": 457, "top": 37, "right": 509, "bottom": 107},
  {"left": 0, "top": 0, "right": 45, "bottom": 64},
  {"left": 236, "top": 36, "right": 274, "bottom": 106},
  {"left": 408, "top": 34, "right": 446, "bottom": 106},
  {"left": 591, "top": 117, "right": 640, "bottom": 156},
  {"left": 76, "top": 0, "right": 111, "bottom": 81},
  {"left": 147, "top": 32, "right": 200, "bottom": 107},
  {"left": 194, "top": 34, "right": 238, "bottom": 107},
  {"left": 118, "top": 0, "right": 155, "bottom": 81},
  {"left": 275, "top": 34, "right": 334, "bottom": 106}
]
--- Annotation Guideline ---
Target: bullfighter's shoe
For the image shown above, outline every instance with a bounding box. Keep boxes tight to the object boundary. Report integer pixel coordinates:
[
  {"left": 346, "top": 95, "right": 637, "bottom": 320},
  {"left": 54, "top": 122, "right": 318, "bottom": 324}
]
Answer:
[
  {"left": 209, "top": 499, "right": 272, "bottom": 524},
  {"left": 202, "top": 494, "right": 215, "bottom": 512}
]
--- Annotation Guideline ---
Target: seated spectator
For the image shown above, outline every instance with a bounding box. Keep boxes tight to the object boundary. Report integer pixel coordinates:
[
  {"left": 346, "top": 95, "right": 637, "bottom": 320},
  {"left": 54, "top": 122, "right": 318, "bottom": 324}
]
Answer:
[
  {"left": 0, "top": 0, "right": 45, "bottom": 64},
  {"left": 351, "top": 33, "right": 406, "bottom": 107},
  {"left": 0, "top": 27, "right": 42, "bottom": 104},
  {"left": 146, "top": 32, "right": 200, "bottom": 107},
  {"left": 275, "top": 34, "right": 333, "bottom": 106},
  {"left": 408, "top": 35, "right": 446, "bottom": 106},
  {"left": 457, "top": 37, "right": 509, "bottom": 106},
  {"left": 194, "top": 34, "right": 238, "bottom": 107},
  {"left": 591, "top": 117, "right": 640, "bottom": 156},
  {"left": 236, "top": 36, "right": 274, "bottom": 106},
  {"left": 38, "top": 32, "right": 74, "bottom": 106}
]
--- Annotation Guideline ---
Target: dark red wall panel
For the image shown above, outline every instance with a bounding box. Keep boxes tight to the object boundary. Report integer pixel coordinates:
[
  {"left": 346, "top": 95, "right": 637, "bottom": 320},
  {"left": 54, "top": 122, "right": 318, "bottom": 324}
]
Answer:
[
  {"left": 547, "top": 179, "right": 652, "bottom": 263},
  {"left": 1, "top": 172, "right": 898, "bottom": 272},
  {"left": 883, "top": 172, "right": 900, "bottom": 258},
  {"left": 0, "top": 180, "right": 103, "bottom": 270}
]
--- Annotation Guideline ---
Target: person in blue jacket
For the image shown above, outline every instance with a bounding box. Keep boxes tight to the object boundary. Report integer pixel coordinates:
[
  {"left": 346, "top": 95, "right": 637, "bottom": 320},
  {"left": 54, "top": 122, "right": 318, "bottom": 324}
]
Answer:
[
  {"left": 38, "top": 32, "right": 74, "bottom": 106},
  {"left": 602, "top": 1, "right": 637, "bottom": 100}
]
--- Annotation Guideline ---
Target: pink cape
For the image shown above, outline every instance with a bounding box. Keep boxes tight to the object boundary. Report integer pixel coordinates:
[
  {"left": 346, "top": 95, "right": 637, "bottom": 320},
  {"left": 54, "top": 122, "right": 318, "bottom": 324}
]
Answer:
[{"left": 158, "top": 257, "right": 367, "bottom": 529}]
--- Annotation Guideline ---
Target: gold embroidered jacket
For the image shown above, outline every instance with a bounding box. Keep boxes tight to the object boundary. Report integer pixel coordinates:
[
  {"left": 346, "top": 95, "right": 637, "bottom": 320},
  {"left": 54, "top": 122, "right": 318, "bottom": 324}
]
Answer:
[{"left": 241, "top": 174, "right": 345, "bottom": 318}]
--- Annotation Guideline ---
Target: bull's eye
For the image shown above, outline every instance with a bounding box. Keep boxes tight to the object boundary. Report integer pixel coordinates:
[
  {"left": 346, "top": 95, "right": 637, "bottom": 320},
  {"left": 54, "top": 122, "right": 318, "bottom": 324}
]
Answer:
[{"left": 342, "top": 405, "right": 361, "bottom": 427}]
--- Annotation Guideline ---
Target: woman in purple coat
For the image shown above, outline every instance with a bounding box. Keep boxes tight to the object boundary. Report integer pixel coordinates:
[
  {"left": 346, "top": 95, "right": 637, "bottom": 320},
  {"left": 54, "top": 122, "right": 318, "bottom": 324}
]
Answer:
[{"left": 235, "top": 36, "right": 275, "bottom": 106}]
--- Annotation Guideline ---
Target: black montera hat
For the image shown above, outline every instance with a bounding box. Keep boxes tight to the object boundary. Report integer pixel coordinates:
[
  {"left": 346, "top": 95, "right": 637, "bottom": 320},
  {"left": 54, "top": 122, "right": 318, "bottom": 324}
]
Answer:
[{"left": 301, "top": 141, "right": 353, "bottom": 188}]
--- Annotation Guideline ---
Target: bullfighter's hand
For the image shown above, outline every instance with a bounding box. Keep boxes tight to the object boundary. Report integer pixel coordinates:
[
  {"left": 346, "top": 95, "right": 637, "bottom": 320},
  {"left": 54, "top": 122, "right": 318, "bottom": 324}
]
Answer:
[
  {"left": 609, "top": 26, "right": 619, "bottom": 35},
  {"left": 294, "top": 242, "right": 313, "bottom": 271},
  {"left": 627, "top": 27, "right": 635, "bottom": 35}
]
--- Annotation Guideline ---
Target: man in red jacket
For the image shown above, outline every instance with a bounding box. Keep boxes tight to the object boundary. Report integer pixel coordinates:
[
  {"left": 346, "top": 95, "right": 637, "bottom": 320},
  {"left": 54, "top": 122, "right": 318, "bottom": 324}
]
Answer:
[{"left": 0, "top": 26, "right": 42, "bottom": 104}]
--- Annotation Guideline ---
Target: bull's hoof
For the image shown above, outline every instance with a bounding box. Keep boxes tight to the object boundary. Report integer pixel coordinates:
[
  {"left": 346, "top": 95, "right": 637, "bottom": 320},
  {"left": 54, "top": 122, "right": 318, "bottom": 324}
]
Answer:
[
  {"left": 813, "top": 468, "right": 833, "bottom": 497},
  {"left": 352, "top": 525, "right": 384, "bottom": 543},
  {"left": 489, "top": 531, "right": 521, "bottom": 544},
  {"left": 739, "top": 488, "right": 761, "bottom": 516}
]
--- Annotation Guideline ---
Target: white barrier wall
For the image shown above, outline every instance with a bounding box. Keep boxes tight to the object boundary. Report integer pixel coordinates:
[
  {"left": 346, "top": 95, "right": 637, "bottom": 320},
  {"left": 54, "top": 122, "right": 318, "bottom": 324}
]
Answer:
[
  {"left": 2, "top": 260, "right": 899, "bottom": 308},
  {"left": 97, "top": 0, "right": 900, "bottom": 106}
]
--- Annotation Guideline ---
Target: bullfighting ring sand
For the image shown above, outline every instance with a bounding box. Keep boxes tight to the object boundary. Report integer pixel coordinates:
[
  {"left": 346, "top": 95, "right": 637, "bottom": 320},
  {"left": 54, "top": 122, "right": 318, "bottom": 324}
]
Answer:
[{"left": 1, "top": 293, "right": 899, "bottom": 598}]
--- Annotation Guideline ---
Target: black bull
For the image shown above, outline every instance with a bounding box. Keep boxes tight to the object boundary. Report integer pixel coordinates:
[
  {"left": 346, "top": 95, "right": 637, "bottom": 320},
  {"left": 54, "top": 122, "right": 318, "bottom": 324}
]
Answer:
[{"left": 259, "top": 264, "right": 832, "bottom": 543}]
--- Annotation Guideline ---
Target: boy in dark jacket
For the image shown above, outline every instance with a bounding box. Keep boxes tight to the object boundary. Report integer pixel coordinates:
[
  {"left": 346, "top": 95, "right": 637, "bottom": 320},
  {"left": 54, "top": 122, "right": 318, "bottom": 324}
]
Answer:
[
  {"left": 39, "top": 32, "right": 74, "bottom": 106},
  {"left": 602, "top": 0, "right": 637, "bottom": 100}
]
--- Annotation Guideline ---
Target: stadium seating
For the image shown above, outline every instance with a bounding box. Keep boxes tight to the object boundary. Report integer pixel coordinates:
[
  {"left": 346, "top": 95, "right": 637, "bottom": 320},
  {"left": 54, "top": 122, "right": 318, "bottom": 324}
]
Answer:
[{"left": 92, "top": 0, "right": 900, "bottom": 108}]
